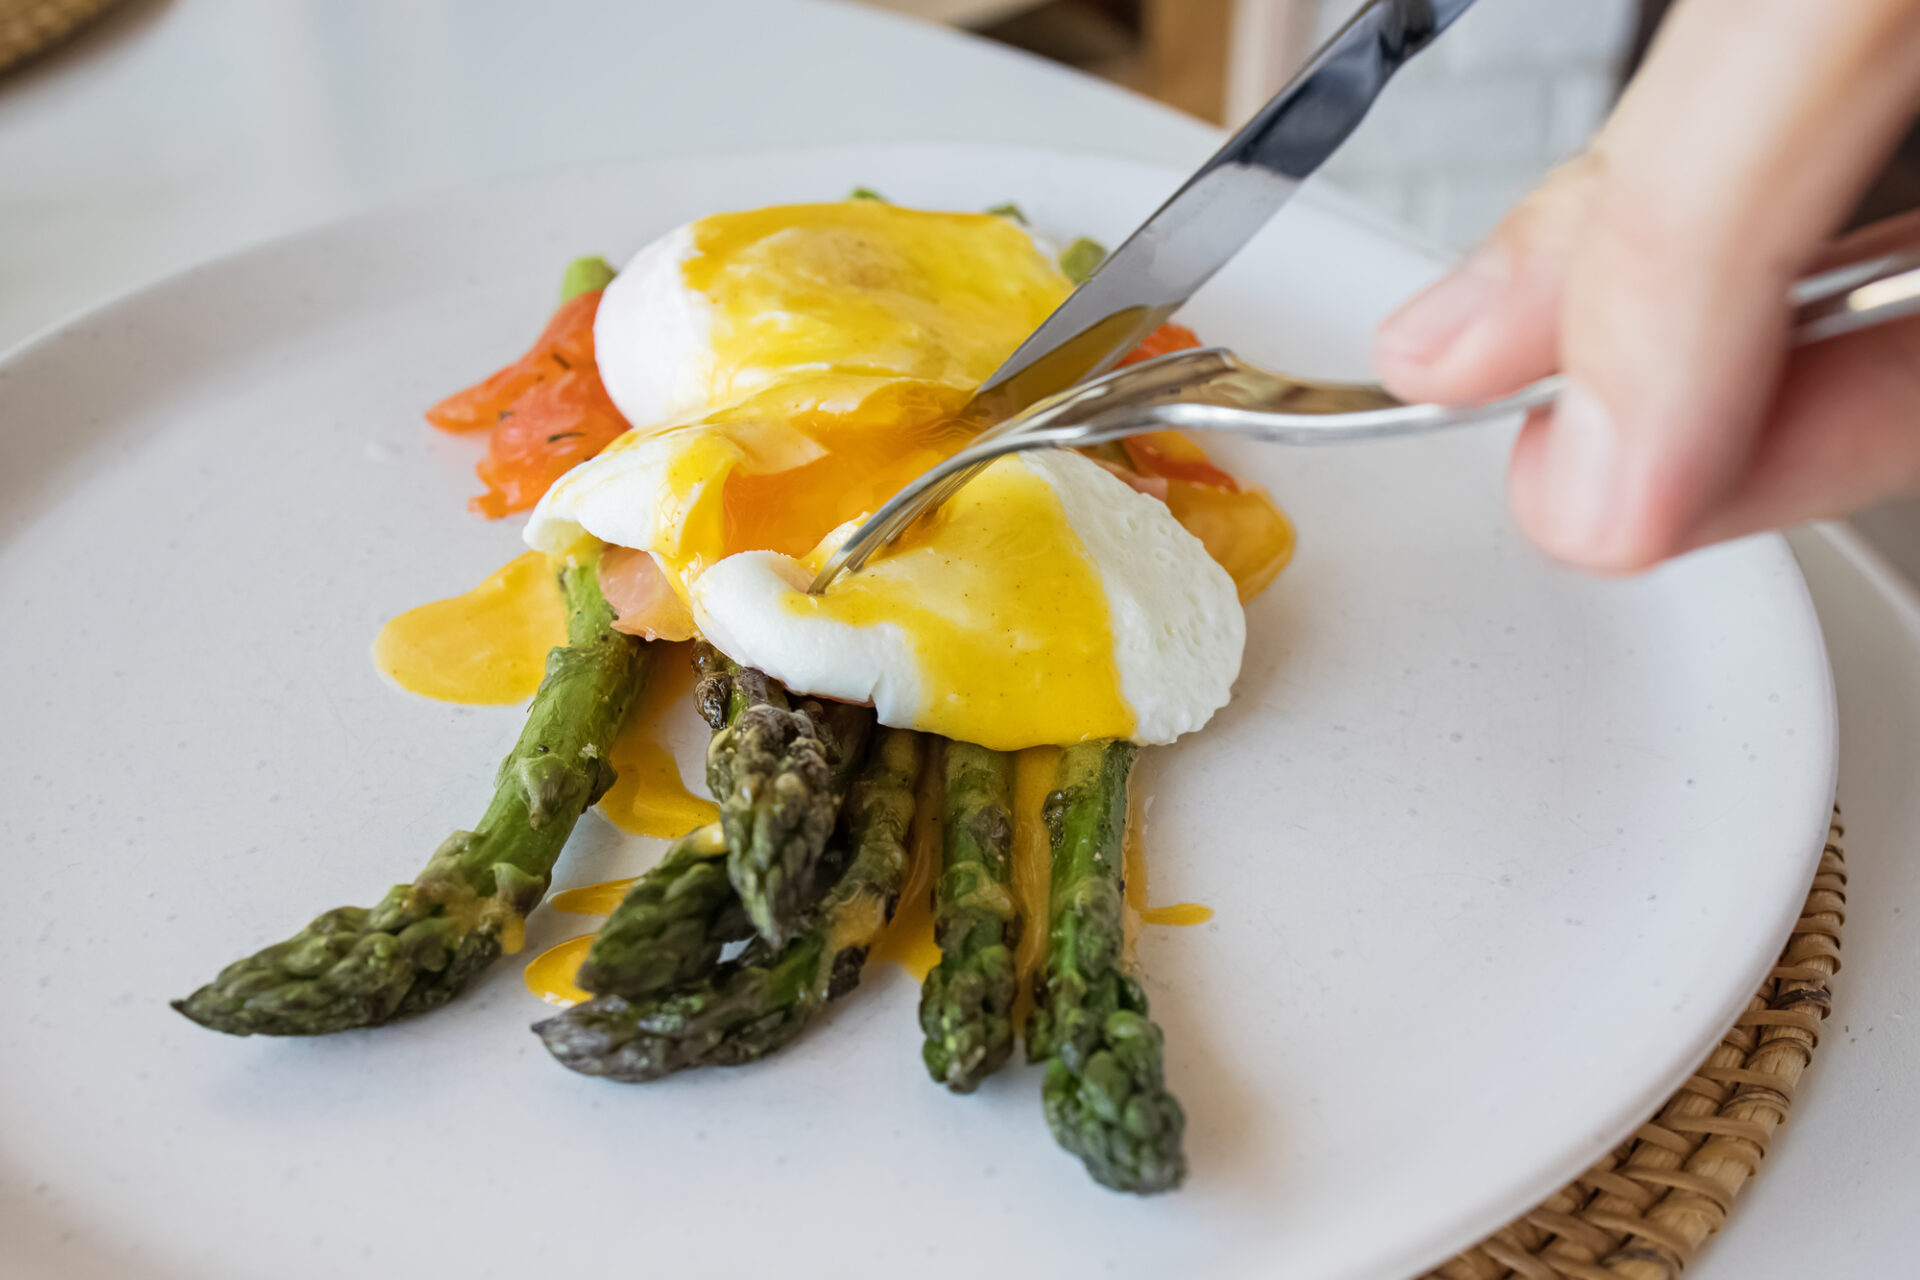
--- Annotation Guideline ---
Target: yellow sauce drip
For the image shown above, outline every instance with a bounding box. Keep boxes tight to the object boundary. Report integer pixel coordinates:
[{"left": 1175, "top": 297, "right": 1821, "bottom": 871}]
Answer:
[
  {"left": 522, "top": 875, "right": 658, "bottom": 1007},
  {"left": 548, "top": 878, "right": 638, "bottom": 916},
  {"left": 870, "top": 737, "right": 947, "bottom": 979},
  {"left": 523, "top": 933, "right": 594, "bottom": 1006},
  {"left": 372, "top": 550, "right": 567, "bottom": 703},
  {"left": 1138, "top": 899, "right": 1215, "bottom": 928},
  {"left": 595, "top": 640, "right": 719, "bottom": 838},
  {"left": 786, "top": 460, "right": 1133, "bottom": 750},
  {"left": 1009, "top": 744, "right": 1062, "bottom": 1027},
  {"left": 1122, "top": 780, "right": 1213, "bottom": 969},
  {"left": 526, "top": 828, "right": 729, "bottom": 1005},
  {"left": 627, "top": 376, "right": 979, "bottom": 591}
]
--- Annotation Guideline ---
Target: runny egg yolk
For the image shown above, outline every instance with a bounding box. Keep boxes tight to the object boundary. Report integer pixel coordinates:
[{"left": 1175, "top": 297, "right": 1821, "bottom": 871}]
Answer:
[
  {"left": 783, "top": 460, "right": 1133, "bottom": 751},
  {"left": 642, "top": 376, "right": 978, "bottom": 584},
  {"left": 668, "top": 203, "right": 1067, "bottom": 578},
  {"left": 611, "top": 201, "right": 1072, "bottom": 584},
  {"left": 373, "top": 551, "right": 568, "bottom": 704}
]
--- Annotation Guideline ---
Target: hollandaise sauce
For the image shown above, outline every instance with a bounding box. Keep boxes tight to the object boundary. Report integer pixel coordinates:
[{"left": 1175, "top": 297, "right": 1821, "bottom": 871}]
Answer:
[
  {"left": 523, "top": 934, "right": 595, "bottom": 1007},
  {"left": 379, "top": 560, "right": 715, "bottom": 836},
  {"left": 1008, "top": 745, "right": 1063, "bottom": 1025},
  {"left": 1120, "top": 775, "right": 1213, "bottom": 969},
  {"left": 590, "top": 199, "right": 1079, "bottom": 596},
  {"left": 684, "top": 202, "right": 1072, "bottom": 404},
  {"left": 521, "top": 873, "right": 674, "bottom": 1007},
  {"left": 785, "top": 461, "right": 1134, "bottom": 750},
  {"left": 868, "top": 737, "right": 948, "bottom": 980},
  {"left": 373, "top": 550, "right": 567, "bottom": 703}
]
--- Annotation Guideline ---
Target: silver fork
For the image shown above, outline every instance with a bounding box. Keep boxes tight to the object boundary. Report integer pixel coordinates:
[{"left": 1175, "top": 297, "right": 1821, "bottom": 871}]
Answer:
[{"left": 810, "top": 245, "right": 1920, "bottom": 592}]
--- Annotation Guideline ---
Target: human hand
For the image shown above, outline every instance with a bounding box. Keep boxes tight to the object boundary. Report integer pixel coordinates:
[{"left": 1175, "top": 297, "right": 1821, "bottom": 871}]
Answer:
[{"left": 1373, "top": 0, "right": 1920, "bottom": 574}]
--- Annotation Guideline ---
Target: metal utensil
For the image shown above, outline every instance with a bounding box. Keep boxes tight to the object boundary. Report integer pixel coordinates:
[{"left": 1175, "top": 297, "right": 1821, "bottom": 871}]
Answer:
[
  {"left": 806, "top": 0, "right": 1478, "bottom": 596},
  {"left": 975, "top": 0, "right": 1481, "bottom": 415},
  {"left": 812, "top": 245, "right": 1920, "bottom": 592}
]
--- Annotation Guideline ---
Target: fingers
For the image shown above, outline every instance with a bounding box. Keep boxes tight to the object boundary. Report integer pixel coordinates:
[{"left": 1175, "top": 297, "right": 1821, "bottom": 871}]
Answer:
[
  {"left": 1377, "top": 0, "right": 1920, "bottom": 573},
  {"left": 1373, "top": 158, "right": 1599, "bottom": 404},
  {"left": 1685, "top": 315, "right": 1920, "bottom": 547},
  {"left": 1544, "top": 0, "right": 1920, "bottom": 572}
]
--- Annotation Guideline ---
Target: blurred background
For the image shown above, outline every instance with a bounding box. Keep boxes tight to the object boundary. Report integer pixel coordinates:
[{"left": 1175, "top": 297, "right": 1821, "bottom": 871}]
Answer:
[
  {"left": 857, "top": 0, "right": 1639, "bottom": 251},
  {"left": 860, "top": 0, "right": 1920, "bottom": 246}
]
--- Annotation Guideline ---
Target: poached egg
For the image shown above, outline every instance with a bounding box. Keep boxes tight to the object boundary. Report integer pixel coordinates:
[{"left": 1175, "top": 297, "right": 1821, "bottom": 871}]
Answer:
[{"left": 525, "top": 200, "right": 1253, "bottom": 750}]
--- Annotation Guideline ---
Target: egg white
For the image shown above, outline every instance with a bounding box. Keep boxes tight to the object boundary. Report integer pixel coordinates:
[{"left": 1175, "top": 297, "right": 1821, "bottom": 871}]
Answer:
[
  {"left": 592, "top": 225, "right": 713, "bottom": 429},
  {"left": 528, "top": 206, "right": 1249, "bottom": 747},
  {"left": 689, "top": 451, "right": 1243, "bottom": 746}
]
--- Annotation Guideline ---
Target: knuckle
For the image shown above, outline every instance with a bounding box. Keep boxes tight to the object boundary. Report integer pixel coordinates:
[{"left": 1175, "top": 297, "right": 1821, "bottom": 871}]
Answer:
[{"left": 1488, "top": 154, "right": 1603, "bottom": 265}]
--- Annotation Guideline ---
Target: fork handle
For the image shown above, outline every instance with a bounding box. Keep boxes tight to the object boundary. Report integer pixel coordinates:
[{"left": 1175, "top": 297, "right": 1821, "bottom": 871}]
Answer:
[
  {"left": 1171, "top": 235, "right": 1920, "bottom": 436},
  {"left": 1791, "top": 246, "right": 1920, "bottom": 343}
]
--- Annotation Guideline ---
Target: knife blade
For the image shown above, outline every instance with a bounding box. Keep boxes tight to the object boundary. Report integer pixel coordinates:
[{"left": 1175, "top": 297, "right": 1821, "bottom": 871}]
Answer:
[{"left": 971, "top": 0, "right": 1479, "bottom": 424}]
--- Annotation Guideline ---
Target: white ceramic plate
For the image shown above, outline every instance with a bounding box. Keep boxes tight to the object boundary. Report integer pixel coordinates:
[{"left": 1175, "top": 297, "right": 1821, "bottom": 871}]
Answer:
[{"left": 0, "top": 145, "right": 1836, "bottom": 1280}]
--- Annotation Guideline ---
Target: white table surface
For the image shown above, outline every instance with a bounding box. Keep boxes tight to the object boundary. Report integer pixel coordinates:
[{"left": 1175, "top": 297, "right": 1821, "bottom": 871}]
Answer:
[
  {"left": 0, "top": 0, "right": 1217, "bottom": 351},
  {"left": 2, "top": 1, "right": 1914, "bottom": 1274}
]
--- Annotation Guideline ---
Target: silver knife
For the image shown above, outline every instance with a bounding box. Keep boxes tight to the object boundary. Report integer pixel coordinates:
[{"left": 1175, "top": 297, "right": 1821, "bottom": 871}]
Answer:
[
  {"left": 811, "top": 0, "right": 1477, "bottom": 592},
  {"left": 972, "top": 0, "right": 1479, "bottom": 422}
]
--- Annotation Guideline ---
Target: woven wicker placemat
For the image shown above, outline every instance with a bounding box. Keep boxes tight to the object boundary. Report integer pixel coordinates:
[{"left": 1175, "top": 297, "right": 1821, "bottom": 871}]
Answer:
[
  {"left": 0, "top": 0, "right": 119, "bottom": 73},
  {"left": 1422, "top": 809, "right": 1846, "bottom": 1280}
]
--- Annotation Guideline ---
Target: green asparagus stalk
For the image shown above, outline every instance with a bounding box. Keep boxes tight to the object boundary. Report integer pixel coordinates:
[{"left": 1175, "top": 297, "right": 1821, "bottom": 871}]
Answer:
[
  {"left": 1057, "top": 236, "right": 1107, "bottom": 284},
  {"left": 691, "top": 640, "right": 736, "bottom": 730},
  {"left": 174, "top": 554, "right": 648, "bottom": 1036},
  {"left": 536, "top": 727, "right": 925, "bottom": 1081},
  {"left": 573, "top": 822, "right": 753, "bottom": 1000},
  {"left": 698, "top": 644, "right": 875, "bottom": 947},
  {"left": 918, "top": 741, "right": 1020, "bottom": 1092},
  {"left": 558, "top": 255, "right": 617, "bottom": 303},
  {"left": 1025, "top": 740, "right": 1187, "bottom": 1194}
]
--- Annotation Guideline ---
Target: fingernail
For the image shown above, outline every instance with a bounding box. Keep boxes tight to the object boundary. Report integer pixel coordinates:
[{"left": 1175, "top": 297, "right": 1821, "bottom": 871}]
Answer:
[
  {"left": 1377, "top": 246, "right": 1507, "bottom": 365},
  {"left": 1538, "top": 381, "right": 1622, "bottom": 557}
]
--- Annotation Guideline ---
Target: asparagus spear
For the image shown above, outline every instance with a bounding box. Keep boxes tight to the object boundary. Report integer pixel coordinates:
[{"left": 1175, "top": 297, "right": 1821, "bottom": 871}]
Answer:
[
  {"left": 1025, "top": 740, "right": 1187, "bottom": 1194},
  {"left": 557, "top": 254, "right": 616, "bottom": 303},
  {"left": 1058, "top": 236, "right": 1106, "bottom": 284},
  {"left": 572, "top": 821, "right": 753, "bottom": 1001},
  {"left": 698, "top": 643, "right": 875, "bottom": 947},
  {"left": 918, "top": 741, "right": 1020, "bottom": 1092},
  {"left": 174, "top": 554, "right": 648, "bottom": 1036},
  {"left": 536, "top": 727, "right": 924, "bottom": 1081}
]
